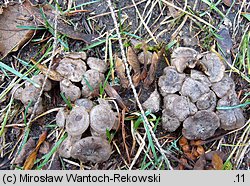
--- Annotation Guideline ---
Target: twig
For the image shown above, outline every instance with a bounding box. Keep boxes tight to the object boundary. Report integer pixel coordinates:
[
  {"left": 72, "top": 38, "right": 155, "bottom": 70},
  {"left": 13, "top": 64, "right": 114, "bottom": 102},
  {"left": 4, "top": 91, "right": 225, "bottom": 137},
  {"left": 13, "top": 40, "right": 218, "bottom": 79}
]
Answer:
[{"left": 106, "top": 0, "right": 172, "bottom": 170}]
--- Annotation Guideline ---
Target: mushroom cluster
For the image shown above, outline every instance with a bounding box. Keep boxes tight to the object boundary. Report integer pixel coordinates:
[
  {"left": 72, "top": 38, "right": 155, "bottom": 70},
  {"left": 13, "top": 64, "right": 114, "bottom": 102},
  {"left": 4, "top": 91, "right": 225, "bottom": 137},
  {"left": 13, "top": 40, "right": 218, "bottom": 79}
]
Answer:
[
  {"left": 57, "top": 99, "right": 116, "bottom": 163},
  {"left": 55, "top": 53, "right": 106, "bottom": 101},
  {"left": 12, "top": 74, "right": 52, "bottom": 114},
  {"left": 159, "top": 47, "right": 245, "bottom": 140}
]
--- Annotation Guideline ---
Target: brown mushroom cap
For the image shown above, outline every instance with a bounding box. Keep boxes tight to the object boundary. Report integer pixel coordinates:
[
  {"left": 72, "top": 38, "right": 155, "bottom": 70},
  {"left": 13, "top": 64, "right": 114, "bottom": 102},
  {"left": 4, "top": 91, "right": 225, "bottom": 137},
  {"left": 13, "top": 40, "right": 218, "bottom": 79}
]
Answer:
[
  {"left": 142, "top": 89, "right": 160, "bottom": 113},
  {"left": 11, "top": 84, "right": 23, "bottom": 100},
  {"left": 25, "top": 74, "right": 52, "bottom": 91},
  {"left": 196, "top": 90, "right": 217, "bottom": 111},
  {"left": 138, "top": 51, "right": 153, "bottom": 65},
  {"left": 58, "top": 136, "right": 73, "bottom": 158},
  {"left": 70, "top": 136, "right": 112, "bottom": 163},
  {"left": 216, "top": 91, "right": 245, "bottom": 130},
  {"left": 87, "top": 57, "right": 107, "bottom": 73},
  {"left": 171, "top": 47, "right": 199, "bottom": 73},
  {"left": 211, "top": 74, "right": 235, "bottom": 98},
  {"left": 190, "top": 70, "right": 211, "bottom": 87},
  {"left": 162, "top": 109, "right": 181, "bottom": 132},
  {"left": 66, "top": 106, "right": 89, "bottom": 136},
  {"left": 81, "top": 69, "right": 105, "bottom": 97},
  {"left": 199, "top": 52, "right": 225, "bottom": 83},
  {"left": 181, "top": 77, "right": 210, "bottom": 102},
  {"left": 158, "top": 66, "right": 186, "bottom": 95},
  {"left": 60, "top": 79, "right": 81, "bottom": 102},
  {"left": 90, "top": 104, "right": 116, "bottom": 135},
  {"left": 182, "top": 111, "right": 220, "bottom": 140},
  {"left": 163, "top": 94, "right": 197, "bottom": 122},
  {"left": 58, "top": 135, "right": 82, "bottom": 158},
  {"left": 21, "top": 85, "right": 40, "bottom": 105},
  {"left": 56, "top": 58, "right": 87, "bottom": 82},
  {"left": 56, "top": 108, "right": 68, "bottom": 128},
  {"left": 75, "top": 98, "right": 94, "bottom": 112}
]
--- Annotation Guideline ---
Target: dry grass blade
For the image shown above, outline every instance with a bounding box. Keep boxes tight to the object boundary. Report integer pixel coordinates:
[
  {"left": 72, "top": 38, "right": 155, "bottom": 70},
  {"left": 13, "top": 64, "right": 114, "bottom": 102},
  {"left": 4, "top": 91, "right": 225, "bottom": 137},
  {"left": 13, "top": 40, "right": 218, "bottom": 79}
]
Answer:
[
  {"left": 115, "top": 56, "right": 129, "bottom": 88},
  {"left": 121, "top": 108, "right": 131, "bottom": 164}
]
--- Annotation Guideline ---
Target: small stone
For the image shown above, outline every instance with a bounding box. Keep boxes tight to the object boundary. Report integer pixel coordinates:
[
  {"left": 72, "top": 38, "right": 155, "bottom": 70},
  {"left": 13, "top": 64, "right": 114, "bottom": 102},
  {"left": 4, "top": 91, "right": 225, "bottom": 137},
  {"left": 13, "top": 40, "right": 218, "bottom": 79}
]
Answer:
[{"left": 87, "top": 57, "right": 107, "bottom": 73}]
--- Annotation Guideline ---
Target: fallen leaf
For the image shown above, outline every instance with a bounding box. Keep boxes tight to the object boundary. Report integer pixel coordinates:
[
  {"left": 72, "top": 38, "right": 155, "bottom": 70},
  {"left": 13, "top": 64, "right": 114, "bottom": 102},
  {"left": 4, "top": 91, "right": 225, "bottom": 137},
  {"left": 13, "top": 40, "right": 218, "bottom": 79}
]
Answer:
[
  {"left": 127, "top": 46, "right": 141, "bottom": 86},
  {"left": 204, "top": 151, "right": 227, "bottom": 161},
  {"left": 14, "top": 137, "right": 36, "bottom": 165},
  {"left": 190, "top": 140, "right": 203, "bottom": 146},
  {"left": 193, "top": 155, "right": 206, "bottom": 170},
  {"left": 143, "top": 52, "right": 159, "bottom": 87},
  {"left": 104, "top": 84, "right": 128, "bottom": 112},
  {"left": 0, "top": 2, "right": 36, "bottom": 58},
  {"left": 23, "top": 131, "right": 47, "bottom": 170},
  {"left": 178, "top": 158, "right": 188, "bottom": 170},
  {"left": 30, "top": 58, "right": 63, "bottom": 81},
  {"left": 182, "top": 144, "right": 190, "bottom": 153},
  {"left": 196, "top": 145, "right": 205, "bottom": 155},
  {"left": 179, "top": 136, "right": 188, "bottom": 147},
  {"left": 115, "top": 56, "right": 129, "bottom": 88},
  {"left": 212, "top": 153, "right": 223, "bottom": 170},
  {"left": 217, "top": 27, "right": 232, "bottom": 68}
]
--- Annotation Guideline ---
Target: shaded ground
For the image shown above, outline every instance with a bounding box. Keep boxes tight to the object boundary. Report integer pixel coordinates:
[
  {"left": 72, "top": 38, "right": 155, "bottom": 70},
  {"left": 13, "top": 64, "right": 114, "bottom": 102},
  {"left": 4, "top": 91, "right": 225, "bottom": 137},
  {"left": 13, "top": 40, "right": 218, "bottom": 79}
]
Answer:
[{"left": 0, "top": 0, "right": 249, "bottom": 170}]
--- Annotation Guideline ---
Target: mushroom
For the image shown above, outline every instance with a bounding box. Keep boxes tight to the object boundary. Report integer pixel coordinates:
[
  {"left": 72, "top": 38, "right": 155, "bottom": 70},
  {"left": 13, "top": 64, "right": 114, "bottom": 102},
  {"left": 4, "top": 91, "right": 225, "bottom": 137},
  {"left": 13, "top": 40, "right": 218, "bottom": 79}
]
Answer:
[
  {"left": 56, "top": 108, "right": 68, "bottom": 128},
  {"left": 196, "top": 90, "right": 217, "bottom": 111},
  {"left": 172, "top": 96, "right": 197, "bottom": 121},
  {"left": 55, "top": 58, "right": 87, "bottom": 82},
  {"left": 11, "top": 84, "right": 24, "bottom": 100},
  {"left": 75, "top": 98, "right": 94, "bottom": 112},
  {"left": 138, "top": 51, "right": 153, "bottom": 65},
  {"left": 211, "top": 74, "right": 235, "bottom": 98},
  {"left": 60, "top": 79, "right": 81, "bottom": 101},
  {"left": 20, "top": 85, "right": 41, "bottom": 105},
  {"left": 58, "top": 135, "right": 81, "bottom": 158},
  {"left": 158, "top": 66, "right": 186, "bottom": 95},
  {"left": 87, "top": 57, "right": 107, "bottom": 73},
  {"left": 216, "top": 91, "right": 245, "bottom": 130},
  {"left": 142, "top": 89, "right": 160, "bottom": 113},
  {"left": 25, "top": 74, "right": 52, "bottom": 91},
  {"left": 90, "top": 104, "right": 116, "bottom": 136},
  {"left": 190, "top": 70, "right": 211, "bottom": 87},
  {"left": 70, "top": 136, "right": 112, "bottom": 163},
  {"left": 65, "top": 106, "right": 89, "bottom": 136},
  {"left": 161, "top": 109, "right": 181, "bottom": 132},
  {"left": 182, "top": 111, "right": 220, "bottom": 140},
  {"left": 163, "top": 94, "right": 197, "bottom": 121},
  {"left": 181, "top": 77, "right": 210, "bottom": 102},
  {"left": 81, "top": 69, "right": 105, "bottom": 97},
  {"left": 199, "top": 52, "right": 225, "bottom": 83},
  {"left": 171, "top": 47, "right": 199, "bottom": 73}
]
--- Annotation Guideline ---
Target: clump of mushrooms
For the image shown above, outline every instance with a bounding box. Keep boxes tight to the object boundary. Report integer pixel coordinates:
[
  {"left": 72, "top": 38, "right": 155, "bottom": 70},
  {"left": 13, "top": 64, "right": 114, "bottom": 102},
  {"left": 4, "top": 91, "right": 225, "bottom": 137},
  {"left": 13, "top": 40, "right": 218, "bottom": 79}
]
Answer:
[
  {"left": 11, "top": 74, "right": 52, "bottom": 114},
  {"left": 158, "top": 47, "right": 245, "bottom": 140}
]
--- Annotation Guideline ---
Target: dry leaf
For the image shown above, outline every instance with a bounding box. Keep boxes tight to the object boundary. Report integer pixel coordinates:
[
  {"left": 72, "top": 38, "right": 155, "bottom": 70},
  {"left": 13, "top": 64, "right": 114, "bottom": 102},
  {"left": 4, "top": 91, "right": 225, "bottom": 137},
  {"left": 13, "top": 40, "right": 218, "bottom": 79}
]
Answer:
[
  {"left": 190, "top": 140, "right": 203, "bottom": 146},
  {"left": 212, "top": 153, "right": 223, "bottom": 170},
  {"left": 193, "top": 155, "right": 206, "bottom": 170},
  {"left": 14, "top": 137, "right": 36, "bottom": 165},
  {"left": 178, "top": 158, "right": 188, "bottom": 170},
  {"left": 115, "top": 56, "right": 129, "bottom": 88},
  {"left": 196, "top": 145, "right": 205, "bottom": 155},
  {"left": 127, "top": 46, "right": 141, "bottom": 73},
  {"left": 30, "top": 58, "right": 63, "bottom": 81},
  {"left": 179, "top": 136, "right": 188, "bottom": 147},
  {"left": 104, "top": 84, "right": 128, "bottom": 112},
  {"left": 0, "top": 2, "right": 36, "bottom": 58},
  {"left": 182, "top": 144, "right": 190, "bottom": 153},
  {"left": 144, "top": 52, "right": 159, "bottom": 87},
  {"left": 23, "top": 131, "right": 47, "bottom": 170}
]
